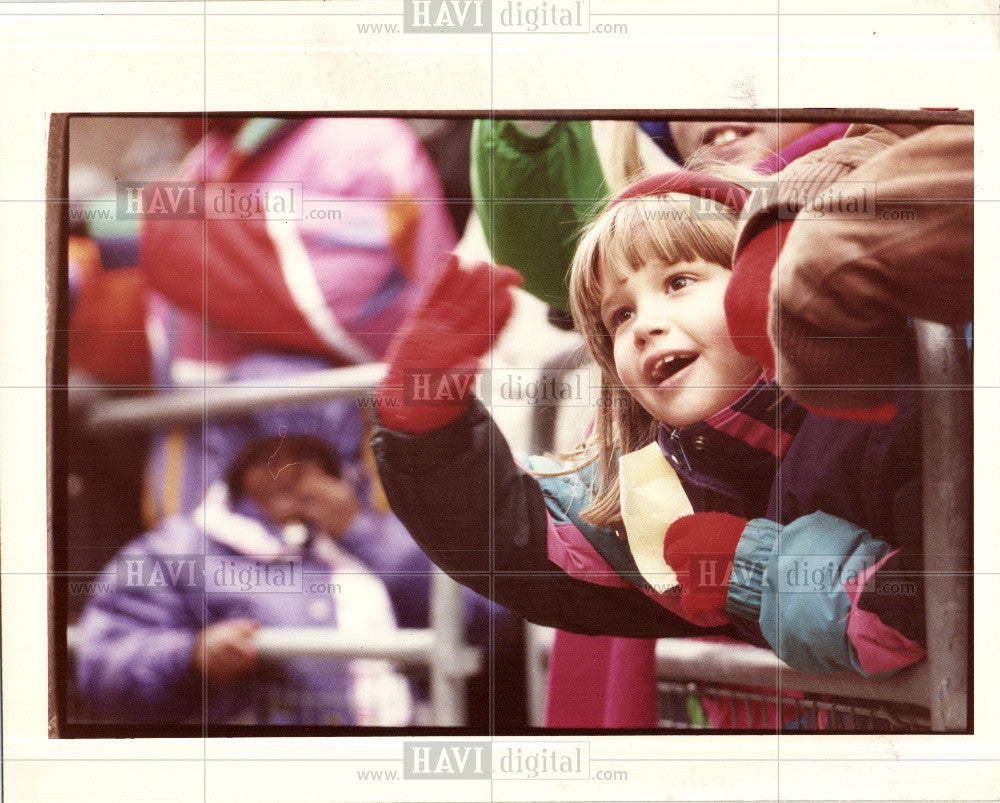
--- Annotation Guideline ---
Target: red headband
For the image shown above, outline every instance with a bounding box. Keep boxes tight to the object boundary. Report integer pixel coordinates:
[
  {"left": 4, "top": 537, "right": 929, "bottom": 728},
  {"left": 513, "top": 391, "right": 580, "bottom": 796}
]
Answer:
[{"left": 610, "top": 170, "right": 750, "bottom": 212}]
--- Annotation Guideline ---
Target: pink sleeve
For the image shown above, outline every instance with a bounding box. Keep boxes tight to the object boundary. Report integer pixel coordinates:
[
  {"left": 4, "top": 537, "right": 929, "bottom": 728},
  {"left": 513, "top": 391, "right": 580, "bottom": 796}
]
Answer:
[
  {"left": 844, "top": 550, "right": 926, "bottom": 674},
  {"left": 544, "top": 512, "right": 729, "bottom": 628}
]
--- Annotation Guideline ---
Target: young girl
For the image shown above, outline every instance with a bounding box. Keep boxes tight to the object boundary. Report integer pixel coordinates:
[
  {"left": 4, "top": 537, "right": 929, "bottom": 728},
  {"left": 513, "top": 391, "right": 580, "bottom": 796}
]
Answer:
[{"left": 371, "top": 170, "right": 926, "bottom": 678}]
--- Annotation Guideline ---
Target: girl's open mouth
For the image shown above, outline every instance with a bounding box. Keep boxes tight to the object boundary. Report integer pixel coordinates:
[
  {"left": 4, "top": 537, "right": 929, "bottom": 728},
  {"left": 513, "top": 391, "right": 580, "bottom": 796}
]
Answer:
[{"left": 649, "top": 354, "right": 697, "bottom": 384}]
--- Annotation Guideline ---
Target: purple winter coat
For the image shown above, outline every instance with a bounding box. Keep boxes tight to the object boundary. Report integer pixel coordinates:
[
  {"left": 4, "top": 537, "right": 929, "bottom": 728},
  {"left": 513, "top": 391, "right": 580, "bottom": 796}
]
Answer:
[{"left": 74, "top": 489, "right": 493, "bottom": 725}]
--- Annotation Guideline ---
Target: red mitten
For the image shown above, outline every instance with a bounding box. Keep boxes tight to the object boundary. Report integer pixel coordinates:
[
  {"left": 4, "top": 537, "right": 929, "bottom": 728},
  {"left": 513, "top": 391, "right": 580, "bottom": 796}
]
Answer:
[
  {"left": 725, "top": 220, "right": 794, "bottom": 371},
  {"left": 375, "top": 254, "right": 523, "bottom": 433},
  {"left": 663, "top": 512, "right": 747, "bottom": 621}
]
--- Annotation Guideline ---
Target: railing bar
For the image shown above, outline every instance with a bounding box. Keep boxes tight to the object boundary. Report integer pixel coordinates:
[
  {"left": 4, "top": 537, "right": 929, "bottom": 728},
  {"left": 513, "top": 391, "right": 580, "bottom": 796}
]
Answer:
[
  {"left": 430, "top": 567, "right": 477, "bottom": 726},
  {"left": 739, "top": 691, "right": 752, "bottom": 725},
  {"left": 915, "top": 321, "right": 971, "bottom": 732},
  {"left": 651, "top": 637, "right": 932, "bottom": 705},
  {"left": 692, "top": 682, "right": 931, "bottom": 728},
  {"left": 75, "top": 363, "right": 388, "bottom": 436}
]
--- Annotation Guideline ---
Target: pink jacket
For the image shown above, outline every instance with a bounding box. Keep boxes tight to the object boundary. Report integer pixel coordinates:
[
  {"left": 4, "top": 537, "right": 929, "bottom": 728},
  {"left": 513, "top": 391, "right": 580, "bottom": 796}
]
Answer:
[{"left": 142, "top": 117, "right": 457, "bottom": 384}]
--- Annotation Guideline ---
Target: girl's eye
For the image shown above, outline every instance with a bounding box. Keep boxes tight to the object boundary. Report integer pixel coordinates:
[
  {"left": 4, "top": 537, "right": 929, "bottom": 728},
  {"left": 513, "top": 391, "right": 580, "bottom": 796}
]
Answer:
[
  {"left": 667, "top": 275, "right": 694, "bottom": 293},
  {"left": 608, "top": 307, "right": 634, "bottom": 331}
]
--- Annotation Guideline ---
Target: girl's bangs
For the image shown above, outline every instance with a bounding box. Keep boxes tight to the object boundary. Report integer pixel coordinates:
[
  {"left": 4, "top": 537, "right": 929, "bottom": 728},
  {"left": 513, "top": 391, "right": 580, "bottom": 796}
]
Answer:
[
  {"left": 572, "top": 196, "right": 735, "bottom": 340},
  {"left": 601, "top": 197, "right": 734, "bottom": 274}
]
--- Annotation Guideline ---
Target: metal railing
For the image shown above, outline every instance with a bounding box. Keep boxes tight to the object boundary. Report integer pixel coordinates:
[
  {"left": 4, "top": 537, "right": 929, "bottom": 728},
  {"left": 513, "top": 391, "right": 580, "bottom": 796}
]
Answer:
[
  {"left": 525, "top": 324, "right": 971, "bottom": 732},
  {"left": 655, "top": 679, "right": 929, "bottom": 731},
  {"left": 525, "top": 627, "right": 933, "bottom": 731},
  {"left": 914, "top": 321, "right": 972, "bottom": 732},
  {"left": 66, "top": 583, "right": 481, "bottom": 728},
  {"left": 73, "top": 363, "right": 388, "bottom": 435}
]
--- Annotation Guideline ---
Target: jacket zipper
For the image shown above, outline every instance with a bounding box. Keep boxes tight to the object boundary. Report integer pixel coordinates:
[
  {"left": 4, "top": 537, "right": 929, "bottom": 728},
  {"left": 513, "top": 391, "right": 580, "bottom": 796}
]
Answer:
[{"left": 669, "top": 429, "right": 692, "bottom": 473}]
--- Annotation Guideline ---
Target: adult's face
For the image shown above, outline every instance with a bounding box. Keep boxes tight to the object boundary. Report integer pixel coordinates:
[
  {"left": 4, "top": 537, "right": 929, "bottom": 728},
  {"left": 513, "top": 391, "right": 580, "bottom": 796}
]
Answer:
[{"left": 668, "top": 121, "right": 819, "bottom": 166}]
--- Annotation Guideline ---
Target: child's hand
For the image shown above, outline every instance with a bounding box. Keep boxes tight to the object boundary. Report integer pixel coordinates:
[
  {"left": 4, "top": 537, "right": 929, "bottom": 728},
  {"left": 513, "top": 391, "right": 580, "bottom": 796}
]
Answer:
[
  {"left": 375, "top": 254, "right": 523, "bottom": 433},
  {"left": 295, "top": 465, "right": 362, "bottom": 539},
  {"left": 192, "top": 618, "right": 260, "bottom": 681},
  {"left": 663, "top": 513, "right": 747, "bottom": 621}
]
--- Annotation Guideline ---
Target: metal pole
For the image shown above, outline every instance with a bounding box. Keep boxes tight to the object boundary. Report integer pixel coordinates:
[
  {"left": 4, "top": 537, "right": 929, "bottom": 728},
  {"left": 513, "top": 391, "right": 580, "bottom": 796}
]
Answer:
[
  {"left": 252, "top": 628, "right": 436, "bottom": 664},
  {"left": 915, "top": 321, "right": 972, "bottom": 731},
  {"left": 69, "top": 624, "right": 438, "bottom": 665},
  {"left": 502, "top": 108, "right": 973, "bottom": 125},
  {"left": 75, "top": 363, "right": 387, "bottom": 435},
  {"left": 525, "top": 625, "right": 552, "bottom": 727},
  {"left": 236, "top": 109, "right": 971, "bottom": 125},
  {"left": 430, "top": 567, "right": 480, "bottom": 726}
]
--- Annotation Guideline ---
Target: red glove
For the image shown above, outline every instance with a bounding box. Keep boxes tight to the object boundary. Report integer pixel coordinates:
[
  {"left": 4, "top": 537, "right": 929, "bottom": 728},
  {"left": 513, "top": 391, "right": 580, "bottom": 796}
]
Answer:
[
  {"left": 725, "top": 220, "right": 792, "bottom": 372},
  {"left": 663, "top": 512, "right": 747, "bottom": 621},
  {"left": 374, "top": 254, "right": 523, "bottom": 434}
]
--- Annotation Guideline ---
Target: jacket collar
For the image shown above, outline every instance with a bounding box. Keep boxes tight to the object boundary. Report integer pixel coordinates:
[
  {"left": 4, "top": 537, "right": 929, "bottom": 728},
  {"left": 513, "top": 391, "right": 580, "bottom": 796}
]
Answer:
[
  {"left": 195, "top": 482, "right": 364, "bottom": 571},
  {"left": 656, "top": 376, "right": 806, "bottom": 514},
  {"left": 195, "top": 482, "right": 303, "bottom": 562}
]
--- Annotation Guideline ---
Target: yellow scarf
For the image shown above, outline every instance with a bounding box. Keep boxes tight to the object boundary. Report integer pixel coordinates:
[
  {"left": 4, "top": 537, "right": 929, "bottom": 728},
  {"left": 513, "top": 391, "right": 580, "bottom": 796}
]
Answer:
[{"left": 619, "top": 442, "right": 693, "bottom": 592}]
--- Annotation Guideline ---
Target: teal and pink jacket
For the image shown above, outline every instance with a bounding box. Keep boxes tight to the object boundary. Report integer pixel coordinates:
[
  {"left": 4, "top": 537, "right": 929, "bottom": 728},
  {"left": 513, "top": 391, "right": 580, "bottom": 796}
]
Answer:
[{"left": 372, "top": 374, "right": 927, "bottom": 680}]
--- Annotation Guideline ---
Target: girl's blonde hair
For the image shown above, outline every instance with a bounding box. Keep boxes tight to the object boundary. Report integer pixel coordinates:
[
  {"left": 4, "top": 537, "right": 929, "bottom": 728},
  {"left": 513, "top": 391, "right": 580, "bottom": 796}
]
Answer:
[{"left": 565, "top": 177, "right": 745, "bottom": 529}]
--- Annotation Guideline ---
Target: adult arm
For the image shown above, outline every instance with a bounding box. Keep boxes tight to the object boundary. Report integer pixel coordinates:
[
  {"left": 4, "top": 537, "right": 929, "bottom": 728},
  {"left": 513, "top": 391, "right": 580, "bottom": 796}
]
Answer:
[
  {"left": 725, "top": 123, "right": 911, "bottom": 418},
  {"left": 772, "top": 124, "right": 973, "bottom": 410}
]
